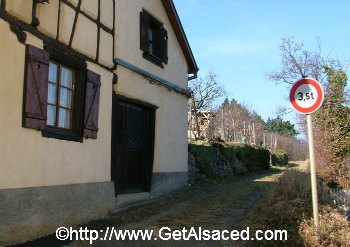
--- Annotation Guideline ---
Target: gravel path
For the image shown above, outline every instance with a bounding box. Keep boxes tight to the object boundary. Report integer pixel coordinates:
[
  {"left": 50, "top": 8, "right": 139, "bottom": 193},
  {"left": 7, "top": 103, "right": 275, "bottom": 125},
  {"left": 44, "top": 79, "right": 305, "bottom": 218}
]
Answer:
[
  {"left": 67, "top": 171, "right": 282, "bottom": 247},
  {"left": 15, "top": 168, "right": 285, "bottom": 247}
]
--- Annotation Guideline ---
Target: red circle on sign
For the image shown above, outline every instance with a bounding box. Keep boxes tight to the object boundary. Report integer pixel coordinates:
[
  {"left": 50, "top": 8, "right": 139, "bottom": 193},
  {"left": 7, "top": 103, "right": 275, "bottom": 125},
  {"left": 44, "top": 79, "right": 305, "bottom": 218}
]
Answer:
[{"left": 289, "top": 78, "right": 324, "bottom": 114}]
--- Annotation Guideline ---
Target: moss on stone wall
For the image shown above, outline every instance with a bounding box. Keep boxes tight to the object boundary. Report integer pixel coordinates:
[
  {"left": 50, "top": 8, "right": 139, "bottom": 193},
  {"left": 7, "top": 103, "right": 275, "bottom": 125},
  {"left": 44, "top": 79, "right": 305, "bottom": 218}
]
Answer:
[
  {"left": 270, "top": 150, "right": 289, "bottom": 166},
  {"left": 188, "top": 141, "right": 271, "bottom": 180}
]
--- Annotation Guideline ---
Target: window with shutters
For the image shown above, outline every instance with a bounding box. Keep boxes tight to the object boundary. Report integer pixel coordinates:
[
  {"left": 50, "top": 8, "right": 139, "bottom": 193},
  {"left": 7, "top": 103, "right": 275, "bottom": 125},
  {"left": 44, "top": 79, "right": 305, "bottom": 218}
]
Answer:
[
  {"left": 140, "top": 10, "right": 168, "bottom": 67},
  {"left": 23, "top": 45, "right": 101, "bottom": 142}
]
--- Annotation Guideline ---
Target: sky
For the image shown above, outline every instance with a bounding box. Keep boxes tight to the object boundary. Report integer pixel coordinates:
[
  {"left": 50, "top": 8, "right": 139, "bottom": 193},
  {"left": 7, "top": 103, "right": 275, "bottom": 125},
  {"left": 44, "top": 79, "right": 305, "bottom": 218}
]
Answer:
[{"left": 173, "top": 0, "right": 350, "bottom": 124}]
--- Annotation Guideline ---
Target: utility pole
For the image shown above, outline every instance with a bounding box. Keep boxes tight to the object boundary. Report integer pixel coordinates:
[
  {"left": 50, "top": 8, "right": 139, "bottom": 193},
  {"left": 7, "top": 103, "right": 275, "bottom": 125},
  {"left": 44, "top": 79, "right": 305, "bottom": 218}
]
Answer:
[
  {"left": 232, "top": 118, "right": 235, "bottom": 142},
  {"left": 248, "top": 124, "right": 251, "bottom": 144},
  {"left": 270, "top": 133, "right": 273, "bottom": 149},
  {"left": 274, "top": 135, "right": 277, "bottom": 149},
  {"left": 263, "top": 133, "right": 266, "bottom": 147},
  {"left": 243, "top": 121, "right": 246, "bottom": 136},
  {"left": 221, "top": 108, "right": 225, "bottom": 141},
  {"left": 307, "top": 114, "right": 320, "bottom": 227},
  {"left": 252, "top": 123, "right": 256, "bottom": 146}
]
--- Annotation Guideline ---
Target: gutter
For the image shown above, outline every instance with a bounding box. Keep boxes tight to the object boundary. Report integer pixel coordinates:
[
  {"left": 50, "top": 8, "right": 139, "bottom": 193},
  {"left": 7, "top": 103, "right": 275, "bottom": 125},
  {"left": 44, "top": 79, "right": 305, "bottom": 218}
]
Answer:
[
  {"left": 114, "top": 57, "right": 191, "bottom": 98},
  {"left": 188, "top": 71, "right": 198, "bottom": 81}
]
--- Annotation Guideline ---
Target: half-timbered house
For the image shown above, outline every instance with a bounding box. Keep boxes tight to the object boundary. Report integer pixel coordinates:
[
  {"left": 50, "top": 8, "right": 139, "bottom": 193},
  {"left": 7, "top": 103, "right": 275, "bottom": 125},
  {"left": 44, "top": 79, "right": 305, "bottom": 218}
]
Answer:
[{"left": 0, "top": 0, "right": 198, "bottom": 244}]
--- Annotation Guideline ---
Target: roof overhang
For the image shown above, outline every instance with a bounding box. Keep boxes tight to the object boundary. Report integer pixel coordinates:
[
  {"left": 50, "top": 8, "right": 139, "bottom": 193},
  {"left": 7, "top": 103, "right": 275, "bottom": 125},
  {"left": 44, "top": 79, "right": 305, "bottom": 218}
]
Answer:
[{"left": 161, "top": 0, "right": 199, "bottom": 75}]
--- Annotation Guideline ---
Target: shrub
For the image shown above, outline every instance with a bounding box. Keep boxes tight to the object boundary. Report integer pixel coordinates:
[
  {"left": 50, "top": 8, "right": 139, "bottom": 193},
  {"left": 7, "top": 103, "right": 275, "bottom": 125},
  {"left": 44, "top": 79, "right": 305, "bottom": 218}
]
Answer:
[
  {"left": 244, "top": 144, "right": 259, "bottom": 172},
  {"left": 189, "top": 141, "right": 271, "bottom": 179},
  {"left": 256, "top": 147, "right": 270, "bottom": 170},
  {"left": 215, "top": 143, "right": 251, "bottom": 172},
  {"left": 245, "top": 169, "right": 334, "bottom": 246},
  {"left": 188, "top": 141, "right": 216, "bottom": 178},
  {"left": 246, "top": 170, "right": 312, "bottom": 246},
  {"left": 271, "top": 150, "right": 289, "bottom": 166},
  {"left": 299, "top": 206, "right": 350, "bottom": 246}
]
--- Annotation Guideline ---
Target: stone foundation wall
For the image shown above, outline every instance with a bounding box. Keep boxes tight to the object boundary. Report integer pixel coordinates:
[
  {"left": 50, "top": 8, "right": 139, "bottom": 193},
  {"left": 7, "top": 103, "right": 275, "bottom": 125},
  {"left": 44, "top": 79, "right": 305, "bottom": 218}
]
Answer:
[{"left": 0, "top": 181, "right": 115, "bottom": 246}]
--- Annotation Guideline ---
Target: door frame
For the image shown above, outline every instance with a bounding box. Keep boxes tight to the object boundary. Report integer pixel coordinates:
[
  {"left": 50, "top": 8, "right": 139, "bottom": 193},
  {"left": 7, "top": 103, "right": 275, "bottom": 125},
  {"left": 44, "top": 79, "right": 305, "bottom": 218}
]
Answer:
[{"left": 111, "top": 93, "right": 157, "bottom": 195}]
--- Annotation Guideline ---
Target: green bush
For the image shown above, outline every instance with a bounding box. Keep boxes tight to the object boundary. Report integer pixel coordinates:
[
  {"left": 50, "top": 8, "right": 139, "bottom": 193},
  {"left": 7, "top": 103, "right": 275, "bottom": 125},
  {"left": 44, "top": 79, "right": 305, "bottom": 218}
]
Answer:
[
  {"left": 215, "top": 143, "right": 254, "bottom": 172},
  {"left": 256, "top": 147, "right": 270, "bottom": 170},
  {"left": 189, "top": 141, "right": 271, "bottom": 178},
  {"left": 222, "top": 144, "right": 270, "bottom": 172},
  {"left": 244, "top": 144, "right": 259, "bottom": 172},
  {"left": 188, "top": 141, "right": 216, "bottom": 178},
  {"left": 270, "top": 150, "right": 289, "bottom": 166}
]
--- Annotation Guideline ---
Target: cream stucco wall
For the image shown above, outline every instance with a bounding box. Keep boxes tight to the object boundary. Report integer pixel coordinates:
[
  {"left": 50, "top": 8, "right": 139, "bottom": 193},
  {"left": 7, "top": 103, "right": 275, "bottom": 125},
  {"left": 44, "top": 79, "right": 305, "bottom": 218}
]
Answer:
[
  {"left": 114, "top": 66, "right": 188, "bottom": 173},
  {"left": 114, "top": 0, "right": 190, "bottom": 173},
  {"left": 36, "top": 0, "right": 115, "bottom": 68},
  {"left": 0, "top": 0, "right": 191, "bottom": 189},
  {"left": 5, "top": 0, "right": 32, "bottom": 24},
  {"left": 115, "top": 0, "right": 189, "bottom": 89},
  {"left": 0, "top": 19, "right": 112, "bottom": 189},
  {"left": 37, "top": 0, "right": 60, "bottom": 38}
]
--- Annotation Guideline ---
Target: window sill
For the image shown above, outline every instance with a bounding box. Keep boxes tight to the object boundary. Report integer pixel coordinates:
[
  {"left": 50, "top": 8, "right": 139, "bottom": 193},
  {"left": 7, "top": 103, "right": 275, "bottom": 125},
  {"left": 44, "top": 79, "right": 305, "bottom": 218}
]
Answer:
[
  {"left": 41, "top": 126, "right": 83, "bottom": 142},
  {"left": 142, "top": 52, "right": 164, "bottom": 69}
]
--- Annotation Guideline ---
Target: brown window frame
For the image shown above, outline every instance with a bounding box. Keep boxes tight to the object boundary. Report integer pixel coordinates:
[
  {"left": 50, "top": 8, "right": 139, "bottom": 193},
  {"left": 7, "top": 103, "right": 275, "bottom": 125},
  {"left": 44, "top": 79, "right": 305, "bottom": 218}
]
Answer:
[
  {"left": 23, "top": 44, "right": 101, "bottom": 142},
  {"left": 41, "top": 48, "right": 86, "bottom": 142},
  {"left": 140, "top": 10, "right": 168, "bottom": 68},
  {"left": 47, "top": 61, "right": 75, "bottom": 129}
]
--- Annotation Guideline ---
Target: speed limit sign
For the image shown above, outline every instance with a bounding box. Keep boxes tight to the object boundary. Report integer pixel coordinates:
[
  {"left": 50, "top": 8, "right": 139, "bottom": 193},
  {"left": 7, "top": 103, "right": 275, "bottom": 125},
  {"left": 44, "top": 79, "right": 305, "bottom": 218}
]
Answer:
[{"left": 289, "top": 77, "right": 324, "bottom": 114}]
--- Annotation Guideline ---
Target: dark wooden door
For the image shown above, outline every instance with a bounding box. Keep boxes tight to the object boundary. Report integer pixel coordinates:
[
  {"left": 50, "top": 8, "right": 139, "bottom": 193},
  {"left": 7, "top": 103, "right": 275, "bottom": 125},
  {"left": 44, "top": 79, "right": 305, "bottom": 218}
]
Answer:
[{"left": 112, "top": 94, "right": 155, "bottom": 195}]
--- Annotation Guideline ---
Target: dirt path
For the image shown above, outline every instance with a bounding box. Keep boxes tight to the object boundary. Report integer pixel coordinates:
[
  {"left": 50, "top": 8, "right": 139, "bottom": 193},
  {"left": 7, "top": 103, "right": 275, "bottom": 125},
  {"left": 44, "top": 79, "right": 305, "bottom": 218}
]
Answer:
[
  {"left": 14, "top": 167, "right": 288, "bottom": 247},
  {"left": 65, "top": 167, "right": 285, "bottom": 247}
]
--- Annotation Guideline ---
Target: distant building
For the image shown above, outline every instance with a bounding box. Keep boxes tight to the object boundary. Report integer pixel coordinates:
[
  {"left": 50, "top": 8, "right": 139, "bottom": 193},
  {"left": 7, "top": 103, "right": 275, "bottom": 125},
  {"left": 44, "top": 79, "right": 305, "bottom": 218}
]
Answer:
[{"left": 188, "top": 110, "right": 215, "bottom": 139}]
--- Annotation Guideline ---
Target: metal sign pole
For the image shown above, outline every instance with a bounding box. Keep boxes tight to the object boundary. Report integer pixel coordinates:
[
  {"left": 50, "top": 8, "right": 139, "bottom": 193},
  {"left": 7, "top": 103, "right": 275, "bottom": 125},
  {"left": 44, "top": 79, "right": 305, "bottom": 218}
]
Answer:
[{"left": 306, "top": 114, "right": 320, "bottom": 227}]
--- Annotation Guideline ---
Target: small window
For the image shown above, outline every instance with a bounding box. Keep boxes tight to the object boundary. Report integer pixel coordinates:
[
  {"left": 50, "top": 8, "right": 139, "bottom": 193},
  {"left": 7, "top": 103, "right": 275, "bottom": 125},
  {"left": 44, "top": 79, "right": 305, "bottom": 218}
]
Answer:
[
  {"left": 140, "top": 10, "right": 168, "bottom": 67},
  {"left": 148, "top": 20, "right": 161, "bottom": 58},
  {"left": 42, "top": 52, "right": 86, "bottom": 142},
  {"left": 47, "top": 62, "right": 74, "bottom": 129}
]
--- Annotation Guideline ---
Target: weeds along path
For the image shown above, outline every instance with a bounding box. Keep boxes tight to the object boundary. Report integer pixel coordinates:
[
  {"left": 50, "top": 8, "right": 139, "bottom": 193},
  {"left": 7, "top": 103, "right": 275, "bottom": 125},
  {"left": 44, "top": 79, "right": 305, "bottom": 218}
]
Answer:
[{"left": 66, "top": 166, "right": 288, "bottom": 247}]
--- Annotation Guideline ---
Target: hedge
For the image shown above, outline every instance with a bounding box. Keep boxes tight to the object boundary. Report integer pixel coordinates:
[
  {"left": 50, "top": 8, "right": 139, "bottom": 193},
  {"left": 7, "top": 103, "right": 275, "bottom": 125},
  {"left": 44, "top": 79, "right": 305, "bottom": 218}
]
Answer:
[
  {"left": 270, "top": 150, "right": 289, "bottom": 166},
  {"left": 188, "top": 141, "right": 216, "bottom": 178},
  {"left": 188, "top": 141, "right": 271, "bottom": 178},
  {"left": 256, "top": 147, "right": 271, "bottom": 170}
]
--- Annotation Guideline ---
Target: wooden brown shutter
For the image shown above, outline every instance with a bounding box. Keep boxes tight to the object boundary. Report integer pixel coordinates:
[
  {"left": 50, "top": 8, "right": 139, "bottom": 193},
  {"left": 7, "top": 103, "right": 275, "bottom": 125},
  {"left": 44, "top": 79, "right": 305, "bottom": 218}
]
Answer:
[
  {"left": 83, "top": 70, "right": 101, "bottom": 139},
  {"left": 140, "top": 11, "right": 149, "bottom": 52},
  {"left": 161, "top": 27, "right": 168, "bottom": 64},
  {"left": 23, "top": 44, "right": 49, "bottom": 130}
]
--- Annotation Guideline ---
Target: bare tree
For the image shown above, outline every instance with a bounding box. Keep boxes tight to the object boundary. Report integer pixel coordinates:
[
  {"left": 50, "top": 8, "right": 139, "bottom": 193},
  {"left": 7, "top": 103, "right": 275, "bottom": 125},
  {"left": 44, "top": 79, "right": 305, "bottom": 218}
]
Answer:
[
  {"left": 190, "top": 72, "right": 226, "bottom": 111},
  {"left": 188, "top": 72, "right": 226, "bottom": 139},
  {"left": 211, "top": 99, "right": 267, "bottom": 144},
  {"left": 267, "top": 37, "right": 340, "bottom": 86}
]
